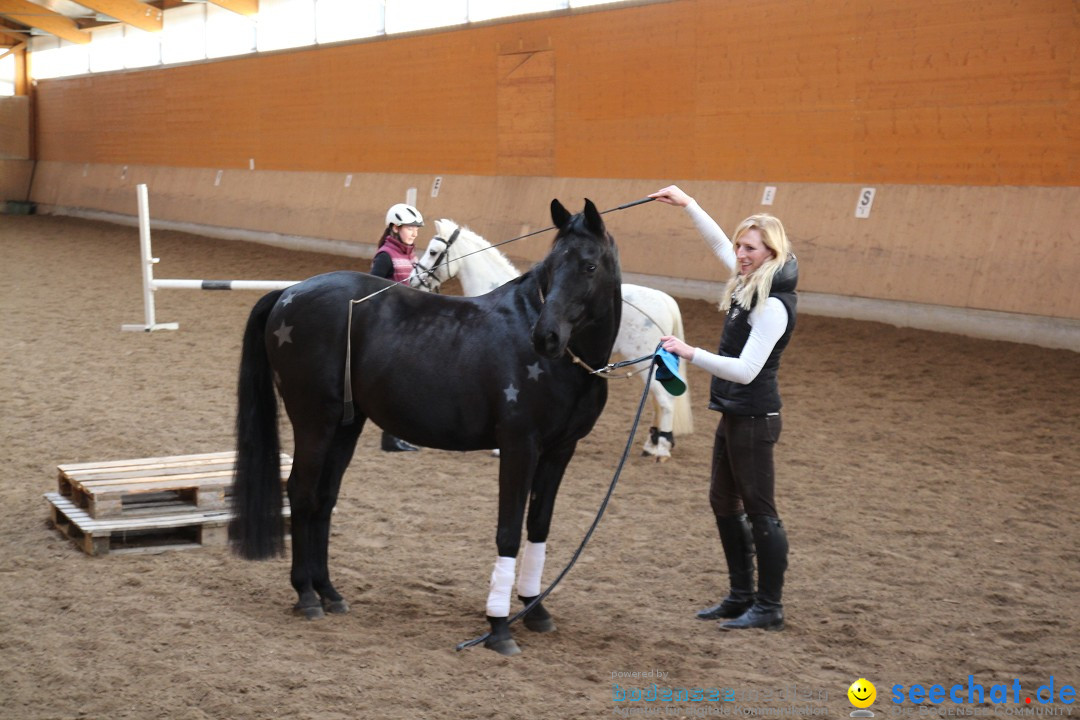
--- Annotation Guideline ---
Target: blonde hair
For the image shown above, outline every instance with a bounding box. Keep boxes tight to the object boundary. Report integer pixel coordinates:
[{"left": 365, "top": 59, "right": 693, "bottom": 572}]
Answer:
[{"left": 720, "top": 214, "right": 792, "bottom": 312}]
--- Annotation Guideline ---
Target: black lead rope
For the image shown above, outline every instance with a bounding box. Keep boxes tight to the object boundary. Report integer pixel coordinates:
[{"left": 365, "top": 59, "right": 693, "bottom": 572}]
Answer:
[{"left": 455, "top": 341, "right": 664, "bottom": 652}]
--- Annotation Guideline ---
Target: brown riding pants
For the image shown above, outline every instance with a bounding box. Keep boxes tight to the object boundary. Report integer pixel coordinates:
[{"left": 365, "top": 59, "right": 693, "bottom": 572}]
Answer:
[{"left": 708, "top": 412, "right": 782, "bottom": 519}]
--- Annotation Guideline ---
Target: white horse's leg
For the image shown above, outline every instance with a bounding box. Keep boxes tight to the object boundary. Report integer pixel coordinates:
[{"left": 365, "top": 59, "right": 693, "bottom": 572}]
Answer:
[
  {"left": 619, "top": 284, "right": 684, "bottom": 460},
  {"left": 641, "top": 377, "right": 663, "bottom": 458},
  {"left": 665, "top": 296, "right": 694, "bottom": 437},
  {"left": 649, "top": 377, "right": 676, "bottom": 462}
]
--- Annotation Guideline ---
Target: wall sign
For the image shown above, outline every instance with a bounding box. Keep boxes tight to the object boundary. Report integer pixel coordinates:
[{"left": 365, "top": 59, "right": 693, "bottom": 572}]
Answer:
[{"left": 855, "top": 188, "right": 876, "bottom": 218}]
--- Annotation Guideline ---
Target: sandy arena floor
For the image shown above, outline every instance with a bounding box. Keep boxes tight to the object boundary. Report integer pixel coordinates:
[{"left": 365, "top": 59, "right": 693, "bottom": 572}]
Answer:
[{"left": 1, "top": 214, "right": 1077, "bottom": 720}]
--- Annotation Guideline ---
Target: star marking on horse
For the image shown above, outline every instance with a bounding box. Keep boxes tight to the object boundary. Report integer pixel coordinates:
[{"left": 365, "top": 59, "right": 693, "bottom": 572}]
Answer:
[
  {"left": 504, "top": 384, "right": 519, "bottom": 403},
  {"left": 280, "top": 294, "right": 295, "bottom": 307},
  {"left": 273, "top": 321, "right": 293, "bottom": 347},
  {"left": 526, "top": 363, "right": 544, "bottom": 381}
]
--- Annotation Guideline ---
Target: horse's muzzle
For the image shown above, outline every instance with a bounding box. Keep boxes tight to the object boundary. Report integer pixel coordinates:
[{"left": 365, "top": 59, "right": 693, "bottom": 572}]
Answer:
[{"left": 532, "top": 322, "right": 570, "bottom": 359}]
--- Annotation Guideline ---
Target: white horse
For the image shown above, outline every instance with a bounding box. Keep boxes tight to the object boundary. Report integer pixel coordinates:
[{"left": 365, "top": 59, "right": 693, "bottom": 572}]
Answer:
[{"left": 408, "top": 219, "right": 694, "bottom": 460}]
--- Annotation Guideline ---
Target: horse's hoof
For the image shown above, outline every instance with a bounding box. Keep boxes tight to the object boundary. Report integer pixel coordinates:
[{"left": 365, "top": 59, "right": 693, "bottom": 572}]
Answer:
[
  {"left": 484, "top": 615, "right": 519, "bottom": 656},
  {"left": 293, "top": 603, "right": 325, "bottom": 620},
  {"left": 322, "top": 598, "right": 350, "bottom": 614},
  {"left": 484, "top": 637, "right": 522, "bottom": 656},
  {"left": 654, "top": 454, "right": 670, "bottom": 464},
  {"left": 523, "top": 615, "right": 556, "bottom": 633},
  {"left": 518, "top": 596, "right": 557, "bottom": 633}
]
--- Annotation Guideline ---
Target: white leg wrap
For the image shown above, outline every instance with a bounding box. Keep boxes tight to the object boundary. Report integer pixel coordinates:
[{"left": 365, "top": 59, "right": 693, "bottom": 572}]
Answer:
[
  {"left": 485, "top": 556, "right": 516, "bottom": 618},
  {"left": 517, "top": 541, "right": 547, "bottom": 598}
]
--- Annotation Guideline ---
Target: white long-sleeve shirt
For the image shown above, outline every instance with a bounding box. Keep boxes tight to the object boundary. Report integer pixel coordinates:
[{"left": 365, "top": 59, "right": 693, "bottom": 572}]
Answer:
[{"left": 684, "top": 201, "right": 789, "bottom": 385}]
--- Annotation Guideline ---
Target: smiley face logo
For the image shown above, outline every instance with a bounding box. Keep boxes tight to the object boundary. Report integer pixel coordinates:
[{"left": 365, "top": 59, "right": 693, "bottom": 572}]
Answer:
[{"left": 848, "top": 678, "right": 876, "bottom": 708}]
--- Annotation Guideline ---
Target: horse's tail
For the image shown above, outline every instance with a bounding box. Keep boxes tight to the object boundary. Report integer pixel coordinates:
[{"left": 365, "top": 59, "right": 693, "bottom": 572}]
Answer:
[
  {"left": 665, "top": 293, "right": 695, "bottom": 436},
  {"left": 230, "top": 289, "right": 286, "bottom": 560}
]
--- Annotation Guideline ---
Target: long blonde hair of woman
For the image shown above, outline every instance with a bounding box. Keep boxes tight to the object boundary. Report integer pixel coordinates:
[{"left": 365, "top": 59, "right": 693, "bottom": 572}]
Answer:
[{"left": 720, "top": 214, "right": 792, "bottom": 312}]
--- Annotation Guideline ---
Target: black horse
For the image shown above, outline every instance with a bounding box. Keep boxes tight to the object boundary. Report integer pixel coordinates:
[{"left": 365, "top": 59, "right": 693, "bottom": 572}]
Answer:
[{"left": 230, "top": 199, "right": 622, "bottom": 655}]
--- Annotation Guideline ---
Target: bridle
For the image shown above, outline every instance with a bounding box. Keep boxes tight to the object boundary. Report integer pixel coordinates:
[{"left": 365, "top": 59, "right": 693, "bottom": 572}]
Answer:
[{"left": 411, "top": 227, "right": 461, "bottom": 293}]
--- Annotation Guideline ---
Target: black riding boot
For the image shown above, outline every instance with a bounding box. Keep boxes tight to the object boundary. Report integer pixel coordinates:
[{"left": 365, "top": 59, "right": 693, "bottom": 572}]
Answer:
[
  {"left": 721, "top": 515, "right": 787, "bottom": 631},
  {"left": 381, "top": 431, "right": 419, "bottom": 452},
  {"left": 697, "top": 514, "right": 756, "bottom": 620}
]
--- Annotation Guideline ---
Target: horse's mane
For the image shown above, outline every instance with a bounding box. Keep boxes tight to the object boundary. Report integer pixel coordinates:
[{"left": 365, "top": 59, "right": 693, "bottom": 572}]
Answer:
[{"left": 434, "top": 219, "right": 522, "bottom": 289}]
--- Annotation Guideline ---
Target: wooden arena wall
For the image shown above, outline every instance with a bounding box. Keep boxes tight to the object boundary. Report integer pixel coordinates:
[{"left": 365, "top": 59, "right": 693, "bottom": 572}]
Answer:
[
  {"left": 21, "top": 0, "right": 1080, "bottom": 324},
  {"left": 0, "top": 96, "right": 32, "bottom": 202}
]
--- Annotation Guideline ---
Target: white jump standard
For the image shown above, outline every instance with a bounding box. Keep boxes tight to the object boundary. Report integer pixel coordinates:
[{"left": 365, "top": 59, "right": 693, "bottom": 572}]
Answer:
[{"left": 121, "top": 183, "right": 300, "bottom": 332}]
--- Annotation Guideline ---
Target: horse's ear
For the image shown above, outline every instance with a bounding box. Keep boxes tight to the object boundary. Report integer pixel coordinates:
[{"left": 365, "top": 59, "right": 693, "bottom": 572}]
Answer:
[
  {"left": 551, "top": 199, "right": 572, "bottom": 230},
  {"left": 583, "top": 198, "right": 606, "bottom": 237}
]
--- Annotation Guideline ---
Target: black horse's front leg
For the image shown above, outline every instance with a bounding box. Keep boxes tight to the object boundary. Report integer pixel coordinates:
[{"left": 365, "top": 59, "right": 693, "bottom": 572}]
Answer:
[
  {"left": 513, "top": 442, "right": 578, "bottom": 635},
  {"left": 482, "top": 440, "right": 539, "bottom": 655}
]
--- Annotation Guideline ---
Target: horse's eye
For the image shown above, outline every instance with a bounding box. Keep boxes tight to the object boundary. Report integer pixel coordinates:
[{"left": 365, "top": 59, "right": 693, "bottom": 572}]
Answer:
[
  {"left": 586, "top": 264, "right": 597, "bottom": 274},
  {"left": 429, "top": 249, "right": 437, "bottom": 256}
]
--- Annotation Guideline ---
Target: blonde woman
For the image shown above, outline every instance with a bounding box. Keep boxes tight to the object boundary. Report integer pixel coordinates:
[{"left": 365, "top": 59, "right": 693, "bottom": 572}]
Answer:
[{"left": 650, "top": 185, "right": 797, "bottom": 632}]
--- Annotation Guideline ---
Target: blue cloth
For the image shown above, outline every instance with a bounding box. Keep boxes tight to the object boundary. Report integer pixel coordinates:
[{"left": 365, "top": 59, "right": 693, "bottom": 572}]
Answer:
[{"left": 653, "top": 347, "right": 687, "bottom": 396}]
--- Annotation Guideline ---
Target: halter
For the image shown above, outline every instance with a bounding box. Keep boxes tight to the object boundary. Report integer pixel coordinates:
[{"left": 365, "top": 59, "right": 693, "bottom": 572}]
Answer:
[
  {"left": 537, "top": 280, "right": 657, "bottom": 380},
  {"left": 411, "top": 227, "right": 460, "bottom": 293}
]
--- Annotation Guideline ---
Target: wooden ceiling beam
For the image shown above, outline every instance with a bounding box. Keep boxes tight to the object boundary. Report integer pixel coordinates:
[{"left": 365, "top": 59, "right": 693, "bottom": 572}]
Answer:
[
  {"left": 0, "top": 0, "right": 92, "bottom": 44},
  {"left": 72, "top": 0, "right": 163, "bottom": 33},
  {"left": 207, "top": 0, "right": 257, "bottom": 16},
  {"left": 0, "top": 38, "right": 25, "bottom": 59},
  {"left": 1, "top": 26, "right": 29, "bottom": 42}
]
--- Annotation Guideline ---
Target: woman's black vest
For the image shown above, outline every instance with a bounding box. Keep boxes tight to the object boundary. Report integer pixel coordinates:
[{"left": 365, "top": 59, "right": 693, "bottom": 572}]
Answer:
[{"left": 708, "top": 257, "right": 798, "bottom": 416}]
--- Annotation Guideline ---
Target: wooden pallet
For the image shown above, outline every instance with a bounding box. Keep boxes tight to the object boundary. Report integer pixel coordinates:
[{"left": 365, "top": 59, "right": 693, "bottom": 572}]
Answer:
[
  {"left": 45, "top": 492, "right": 292, "bottom": 556},
  {"left": 57, "top": 450, "right": 292, "bottom": 519},
  {"left": 47, "top": 450, "right": 294, "bottom": 555}
]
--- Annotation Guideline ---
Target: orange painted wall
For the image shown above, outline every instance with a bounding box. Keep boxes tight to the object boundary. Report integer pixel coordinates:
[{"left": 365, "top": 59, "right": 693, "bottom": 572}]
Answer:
[{"left": 33, "top": 0, "right": 1078, "bottom": 186}]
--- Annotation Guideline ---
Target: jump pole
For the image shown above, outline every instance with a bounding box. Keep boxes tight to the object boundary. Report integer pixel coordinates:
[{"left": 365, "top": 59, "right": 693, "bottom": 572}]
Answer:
[{"left": 121, "top": 183, "right": 301, "bottom": 332}]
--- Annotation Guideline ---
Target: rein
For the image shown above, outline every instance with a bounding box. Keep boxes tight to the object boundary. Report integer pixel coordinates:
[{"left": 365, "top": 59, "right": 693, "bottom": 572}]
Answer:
[
  {"left": 456, "top": 342, "right": 664, "bottom": 652},
  {"left": 409, "top": 197, "right": 655, "bottom": 294}
]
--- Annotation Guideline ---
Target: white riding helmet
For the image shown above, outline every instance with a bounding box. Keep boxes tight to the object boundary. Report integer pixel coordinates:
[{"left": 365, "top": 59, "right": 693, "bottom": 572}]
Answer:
[{"left": 385, "top": 203, "right": 424, "bottom": 227}]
